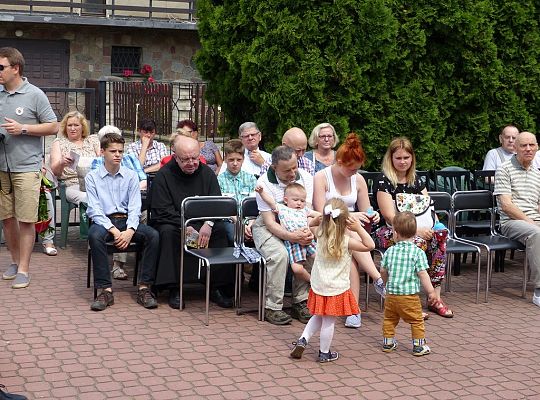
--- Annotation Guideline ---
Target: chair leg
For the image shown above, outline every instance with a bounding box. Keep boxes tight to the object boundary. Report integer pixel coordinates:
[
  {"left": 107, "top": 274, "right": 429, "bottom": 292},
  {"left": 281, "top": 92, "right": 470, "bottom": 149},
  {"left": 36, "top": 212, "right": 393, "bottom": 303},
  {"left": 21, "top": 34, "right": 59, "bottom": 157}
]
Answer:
[
  {"left": 485, "top": 251, "right": 493, "bottom": 303},
  {"left": 445, "top": 253, "right": 453, "bottom": 293},
  {"left": 59, "top": 205, "right": 71, "bottom": 249},
  {"left": 364, "top": 273, "right": 370, "bottom": 311},
  {"left": 87, "top": 249, "right": 92, "bottom": 289},
  {"left": 259, "top": 260, "right": 267, "bottom": 321},
  {"left": 235, "top": 263, "right": 243, "bottom": 315},
  {"left": 522, "top": 255, "right": 528, "bottom": 299},
  {"left": 475, "top": 250, "right": 481, "bottom": 304},
  {"left": 132, "top": 250, "right": 140, "bottom": 287},
  {"left": 205, "top": 263, "right": 210, "bottom": 326}
]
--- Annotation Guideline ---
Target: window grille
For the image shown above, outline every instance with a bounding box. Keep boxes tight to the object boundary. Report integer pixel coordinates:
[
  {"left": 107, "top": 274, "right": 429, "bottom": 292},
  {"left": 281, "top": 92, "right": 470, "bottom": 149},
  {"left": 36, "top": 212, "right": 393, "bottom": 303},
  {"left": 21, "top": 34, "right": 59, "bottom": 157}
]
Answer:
[{"left": 111, "top": 46, "right": 142, "bottom": 75}]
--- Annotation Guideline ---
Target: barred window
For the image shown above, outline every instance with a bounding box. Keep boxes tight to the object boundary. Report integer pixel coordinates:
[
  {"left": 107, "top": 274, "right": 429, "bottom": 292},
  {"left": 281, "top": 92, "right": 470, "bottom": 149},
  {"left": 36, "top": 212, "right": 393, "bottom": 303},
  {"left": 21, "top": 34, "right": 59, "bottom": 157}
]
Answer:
[{"left": 111, "top": 46, "right": 142, "bottom": 75}]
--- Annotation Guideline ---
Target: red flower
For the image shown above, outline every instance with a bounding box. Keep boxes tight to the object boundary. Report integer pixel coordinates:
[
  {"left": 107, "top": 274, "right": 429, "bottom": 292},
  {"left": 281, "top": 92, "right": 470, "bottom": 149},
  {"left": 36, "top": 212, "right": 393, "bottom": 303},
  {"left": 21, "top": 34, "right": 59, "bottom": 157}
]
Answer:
[
  {"left": 122, "top": 69, "right": 134, "bottom": 78},
  {"left": 141, "top": 64, "right": 153, "bottom": 75},
  {"left": 148, "top": 76, "right": 156, "bottom": 83}
]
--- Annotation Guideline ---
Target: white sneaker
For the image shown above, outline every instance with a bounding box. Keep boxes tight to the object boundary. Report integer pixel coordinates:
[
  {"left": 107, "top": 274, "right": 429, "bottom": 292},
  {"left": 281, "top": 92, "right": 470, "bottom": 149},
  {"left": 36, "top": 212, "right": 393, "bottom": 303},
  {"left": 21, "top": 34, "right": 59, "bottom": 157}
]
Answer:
[
  {"left": 533, "top": 293, "right": 540, "bottom": 307},
  {"left": 345, "top": 313, "right": 362, "bottom": 328}
]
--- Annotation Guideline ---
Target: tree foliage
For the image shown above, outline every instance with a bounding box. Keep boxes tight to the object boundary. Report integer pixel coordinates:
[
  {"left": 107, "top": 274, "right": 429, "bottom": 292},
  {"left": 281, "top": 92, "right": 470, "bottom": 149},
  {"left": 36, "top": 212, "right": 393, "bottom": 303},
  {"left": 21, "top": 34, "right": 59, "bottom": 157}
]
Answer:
[{"left": 195, "top": 0, "right": 540, "bottom": 170}]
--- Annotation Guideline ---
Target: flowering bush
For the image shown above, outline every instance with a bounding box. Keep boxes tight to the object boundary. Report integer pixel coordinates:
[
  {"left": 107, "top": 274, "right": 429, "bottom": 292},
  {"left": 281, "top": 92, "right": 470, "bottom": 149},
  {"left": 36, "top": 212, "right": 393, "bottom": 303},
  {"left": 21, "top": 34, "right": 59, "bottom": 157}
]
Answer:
[{"left": 140, "top": 64, "right": 154, "bottom": 82}]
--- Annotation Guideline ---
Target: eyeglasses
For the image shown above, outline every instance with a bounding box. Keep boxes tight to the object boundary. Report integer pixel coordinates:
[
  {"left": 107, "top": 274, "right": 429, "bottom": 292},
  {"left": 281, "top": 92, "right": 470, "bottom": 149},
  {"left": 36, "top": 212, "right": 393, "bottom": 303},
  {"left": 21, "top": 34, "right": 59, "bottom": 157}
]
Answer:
[
  {"left": 178, "top": 156, "right": 200, "bottom": 164},
  {"left": 318, "top": 135, "right": 333, "bottom": 140},
  {"left": 0, "top": 64, "right": 12, "bottom": 71}
]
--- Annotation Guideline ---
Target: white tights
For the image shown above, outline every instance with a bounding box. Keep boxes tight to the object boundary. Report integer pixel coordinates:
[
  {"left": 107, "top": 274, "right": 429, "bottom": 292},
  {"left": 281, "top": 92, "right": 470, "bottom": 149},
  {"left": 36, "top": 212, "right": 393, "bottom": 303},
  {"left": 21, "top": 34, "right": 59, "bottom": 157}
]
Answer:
[{"left": 300, "top": 315, "right": 336, "bottom": 353}]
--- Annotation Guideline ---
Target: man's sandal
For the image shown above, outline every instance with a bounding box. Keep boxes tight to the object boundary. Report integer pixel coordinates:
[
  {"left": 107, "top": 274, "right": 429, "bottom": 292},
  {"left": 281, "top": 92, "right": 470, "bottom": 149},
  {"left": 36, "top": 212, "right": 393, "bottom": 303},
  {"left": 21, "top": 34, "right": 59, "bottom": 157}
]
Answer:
[{"left": 428, "top": 300, "right": 454, "bottom": 318}]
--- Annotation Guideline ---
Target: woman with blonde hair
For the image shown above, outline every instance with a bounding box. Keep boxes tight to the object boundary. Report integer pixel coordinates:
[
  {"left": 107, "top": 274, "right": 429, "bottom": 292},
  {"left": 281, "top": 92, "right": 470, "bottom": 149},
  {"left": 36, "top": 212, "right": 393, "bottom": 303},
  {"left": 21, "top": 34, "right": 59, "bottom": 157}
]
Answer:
[
  {"left": 375, "top": 137, "right": 453, "bottom": 318},
  {"left": 50, "top": 111, "right": 100, "bottom": 204},
  {"left": 305, "top": 123, "right": 340, "bottom": 172}
]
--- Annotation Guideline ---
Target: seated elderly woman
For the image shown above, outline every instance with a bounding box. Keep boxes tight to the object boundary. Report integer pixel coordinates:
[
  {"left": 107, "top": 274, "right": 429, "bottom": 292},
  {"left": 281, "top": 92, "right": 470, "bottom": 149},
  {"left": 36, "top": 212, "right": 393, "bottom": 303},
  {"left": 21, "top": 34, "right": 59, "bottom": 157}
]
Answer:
[
  {"left": 50, "top": 111, "right": 100, "bottom": 205},
  {"left": 305, "top": 123, "right": 340, "bottom": 173}
]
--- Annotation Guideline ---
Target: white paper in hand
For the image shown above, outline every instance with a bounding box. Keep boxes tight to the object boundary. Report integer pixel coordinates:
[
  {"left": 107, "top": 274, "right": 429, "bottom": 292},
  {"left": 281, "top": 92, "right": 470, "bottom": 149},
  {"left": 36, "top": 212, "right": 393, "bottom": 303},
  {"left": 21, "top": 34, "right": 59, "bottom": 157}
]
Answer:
[{"left": 69, "top": 150, "right": 80, "bottom": 170}]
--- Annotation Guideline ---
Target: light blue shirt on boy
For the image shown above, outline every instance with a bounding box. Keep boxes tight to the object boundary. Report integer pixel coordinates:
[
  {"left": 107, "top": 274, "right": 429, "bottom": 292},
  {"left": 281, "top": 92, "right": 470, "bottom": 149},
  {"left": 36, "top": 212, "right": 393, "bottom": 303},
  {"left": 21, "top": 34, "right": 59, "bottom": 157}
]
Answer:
[{"left": 85, "top": 165, "right": 141, "bottom": 231}]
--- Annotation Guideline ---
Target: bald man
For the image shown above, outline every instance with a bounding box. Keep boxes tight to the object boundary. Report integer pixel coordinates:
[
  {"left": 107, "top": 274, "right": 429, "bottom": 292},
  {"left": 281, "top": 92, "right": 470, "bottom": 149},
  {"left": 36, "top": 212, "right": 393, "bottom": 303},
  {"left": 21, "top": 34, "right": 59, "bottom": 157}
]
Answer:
[
  {"left": 260, "top": 127, "right": 316, "bottom": 176},
  {"left": 150, "top": 135, "right": 235, "bottom": 309},
  {"left": 494, "top": 131, "right": 540, "bottom": 307}
]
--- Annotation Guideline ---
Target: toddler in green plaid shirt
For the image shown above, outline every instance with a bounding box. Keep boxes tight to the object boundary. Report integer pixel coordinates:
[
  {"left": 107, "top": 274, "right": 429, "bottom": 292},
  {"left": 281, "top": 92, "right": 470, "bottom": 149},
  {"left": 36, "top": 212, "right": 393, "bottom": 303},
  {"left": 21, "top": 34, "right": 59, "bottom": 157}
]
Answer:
[{"left": 380, "top": 211, "right": 437, "bottom": 356}]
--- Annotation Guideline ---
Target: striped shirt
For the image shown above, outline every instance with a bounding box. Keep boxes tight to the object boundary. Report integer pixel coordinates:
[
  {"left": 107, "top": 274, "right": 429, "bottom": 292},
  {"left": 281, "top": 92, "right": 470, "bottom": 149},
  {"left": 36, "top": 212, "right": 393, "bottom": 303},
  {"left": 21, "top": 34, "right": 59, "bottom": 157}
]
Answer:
[
  {"left": 126, "top": 139, "right": 168, "bottom": 169},
  {"left": 494, "top": 155, "right": 540, "bottom": 223},
  {"left": 381, "top": 241, "right": 428, "bottom": 295}
]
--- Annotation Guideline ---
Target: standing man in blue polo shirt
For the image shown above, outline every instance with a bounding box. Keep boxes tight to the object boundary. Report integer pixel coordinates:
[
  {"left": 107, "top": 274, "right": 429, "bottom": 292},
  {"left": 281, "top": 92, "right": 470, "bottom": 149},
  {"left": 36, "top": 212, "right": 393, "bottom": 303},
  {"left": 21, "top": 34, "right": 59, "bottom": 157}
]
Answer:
[{"left": 0, "top": 47, "right": 59, "bottom": 289}]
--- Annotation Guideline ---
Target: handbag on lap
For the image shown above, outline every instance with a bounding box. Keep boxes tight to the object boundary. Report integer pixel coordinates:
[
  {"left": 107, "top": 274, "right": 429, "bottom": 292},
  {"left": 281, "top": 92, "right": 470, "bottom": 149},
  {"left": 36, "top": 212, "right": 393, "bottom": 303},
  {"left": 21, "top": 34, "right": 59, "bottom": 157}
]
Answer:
[{"left": 395, "top": 193, "right": 435, "bottom": 229}]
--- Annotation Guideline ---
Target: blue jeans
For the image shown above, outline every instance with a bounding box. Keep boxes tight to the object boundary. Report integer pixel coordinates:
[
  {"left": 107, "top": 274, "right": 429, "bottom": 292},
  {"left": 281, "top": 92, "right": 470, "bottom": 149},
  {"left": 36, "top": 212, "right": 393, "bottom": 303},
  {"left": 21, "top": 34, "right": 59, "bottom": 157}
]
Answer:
[{"left": 88, "top": 217, "right": 159, "bottom": 289}]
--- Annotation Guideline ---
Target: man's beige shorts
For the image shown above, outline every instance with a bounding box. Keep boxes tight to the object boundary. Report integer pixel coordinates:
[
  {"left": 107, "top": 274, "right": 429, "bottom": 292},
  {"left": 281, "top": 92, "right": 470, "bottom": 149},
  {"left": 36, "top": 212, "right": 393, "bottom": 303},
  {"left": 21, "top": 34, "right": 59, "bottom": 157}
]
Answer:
[{"left": 0, "top": 171, "right": 40, "bottom": 223}]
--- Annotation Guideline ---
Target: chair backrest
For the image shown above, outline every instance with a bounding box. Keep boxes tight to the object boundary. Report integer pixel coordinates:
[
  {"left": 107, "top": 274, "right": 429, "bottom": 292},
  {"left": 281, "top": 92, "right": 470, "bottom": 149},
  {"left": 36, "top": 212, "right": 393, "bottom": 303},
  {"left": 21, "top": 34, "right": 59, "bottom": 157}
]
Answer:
[
  {"left": 416, "top": 170, "right": 432, "bottom": 190},
  {"left": 241, "top": 196, "right": 259, "bottom": 220},
  {"left": 452, "top": 190, "right": 493, "bottom": 211},
  {"left": 433, "top": 168, "right": 472, "bottom": 193},
  {"left": 472, "top": 169, "right": 496, "bottom": 191},
  {"left": 358, "top": 171, "right": 382, "bottom": 195},
  {"left": 182, "top": 196, "right": 238, "bottom": 221},
  {"left": 428, "top": 191, "right": 452, "bottom": 233}
]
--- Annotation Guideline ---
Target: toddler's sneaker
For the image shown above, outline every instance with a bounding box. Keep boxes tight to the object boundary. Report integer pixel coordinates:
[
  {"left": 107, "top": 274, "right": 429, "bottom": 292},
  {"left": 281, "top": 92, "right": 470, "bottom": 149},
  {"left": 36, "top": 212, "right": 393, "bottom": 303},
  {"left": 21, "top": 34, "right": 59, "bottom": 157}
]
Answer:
[
  {"left": 373, "top": 278, "right": 386, "bottom": 298},
  {"left": 318, "top": 350, "right": 339, "bottom": 363},
  {"left": 382, "top": 339, "right": 398, "bottom": 353},
  {"left": 290, "top": 337, "right": 307, "bottom": 359},
  {"left": 413, "top": 344, "right": 431, "bottom": 356},
  {"left": 345, "top": 313, "right": 361, "bottom": 328}
]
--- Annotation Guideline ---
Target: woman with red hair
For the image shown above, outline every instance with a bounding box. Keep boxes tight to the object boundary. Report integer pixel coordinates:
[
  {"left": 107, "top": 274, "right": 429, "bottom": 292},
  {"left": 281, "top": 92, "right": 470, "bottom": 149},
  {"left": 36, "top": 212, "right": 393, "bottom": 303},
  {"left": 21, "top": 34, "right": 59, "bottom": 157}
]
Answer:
[{"left": 313, "top": 133, "right": 385, "bottom": 329}]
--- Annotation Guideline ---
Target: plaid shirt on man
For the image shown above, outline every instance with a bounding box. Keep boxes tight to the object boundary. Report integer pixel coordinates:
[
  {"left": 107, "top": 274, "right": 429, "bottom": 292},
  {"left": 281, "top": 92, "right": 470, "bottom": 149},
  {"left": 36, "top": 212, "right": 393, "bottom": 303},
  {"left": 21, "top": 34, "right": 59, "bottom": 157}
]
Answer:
[
  {"left": 260, "top": 156, "right": 315, "bottom": 176},
  {"left": 126, "top": 140, "right": 168, "bottom": 169},
  {"left": 381, "top": 241, "right": 429, "bottom": 295}
]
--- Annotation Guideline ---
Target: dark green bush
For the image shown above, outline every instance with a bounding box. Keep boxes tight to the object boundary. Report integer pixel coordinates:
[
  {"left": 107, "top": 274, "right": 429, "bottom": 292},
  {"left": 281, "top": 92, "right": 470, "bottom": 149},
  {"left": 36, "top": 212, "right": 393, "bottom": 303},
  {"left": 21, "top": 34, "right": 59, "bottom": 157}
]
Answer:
[{"left": 195, "top": 0, "right": 540, "bottom": 170}]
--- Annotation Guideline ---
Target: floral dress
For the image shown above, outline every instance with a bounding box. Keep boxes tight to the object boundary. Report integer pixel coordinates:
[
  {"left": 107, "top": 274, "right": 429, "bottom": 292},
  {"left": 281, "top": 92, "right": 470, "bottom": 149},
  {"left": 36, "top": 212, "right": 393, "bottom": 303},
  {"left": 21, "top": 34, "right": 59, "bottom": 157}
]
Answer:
[
  {"left": 374, "top": 175, "right": 447, "bottom": 287},
  {"left": 200, "top": 140, "right": 220, "bottom": 173}
]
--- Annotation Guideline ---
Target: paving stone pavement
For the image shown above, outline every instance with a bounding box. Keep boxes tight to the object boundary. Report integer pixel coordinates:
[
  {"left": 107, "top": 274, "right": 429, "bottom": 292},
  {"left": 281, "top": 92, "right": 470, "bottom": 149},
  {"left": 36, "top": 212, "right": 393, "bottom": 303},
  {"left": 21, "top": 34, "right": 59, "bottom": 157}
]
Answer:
[{"left": 1, "top": 238, "right": 539, "bottom": 399}]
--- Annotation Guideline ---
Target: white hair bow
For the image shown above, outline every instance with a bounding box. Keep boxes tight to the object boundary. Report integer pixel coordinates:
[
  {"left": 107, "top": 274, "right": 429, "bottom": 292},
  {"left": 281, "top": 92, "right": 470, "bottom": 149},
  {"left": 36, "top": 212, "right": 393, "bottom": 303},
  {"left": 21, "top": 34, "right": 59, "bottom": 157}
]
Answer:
[{"left": 324, "top": 204, "right": 341, "bottom": 219}]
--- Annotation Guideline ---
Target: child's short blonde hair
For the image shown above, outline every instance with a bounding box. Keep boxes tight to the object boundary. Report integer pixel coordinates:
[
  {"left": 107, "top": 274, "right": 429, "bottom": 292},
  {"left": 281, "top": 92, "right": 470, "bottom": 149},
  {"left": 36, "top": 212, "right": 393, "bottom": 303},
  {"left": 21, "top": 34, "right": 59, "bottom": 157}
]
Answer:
[
  {"left": 284, "top": 182, "right": 306, "bottom": 197},
  {"left": 393, "top": 211, "right": 417, "bottom": 239}
]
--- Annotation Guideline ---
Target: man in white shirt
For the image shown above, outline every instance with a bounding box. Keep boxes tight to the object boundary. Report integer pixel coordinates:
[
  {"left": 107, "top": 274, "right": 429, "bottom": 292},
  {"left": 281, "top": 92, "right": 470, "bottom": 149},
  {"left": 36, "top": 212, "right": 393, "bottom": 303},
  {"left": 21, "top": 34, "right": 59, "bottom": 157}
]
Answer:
[
  {"left": 252, "top": 146, "right": 314, "bottom": 325},
  {"left": 219, "top": 122, "right": 270, "bottom": 176}
]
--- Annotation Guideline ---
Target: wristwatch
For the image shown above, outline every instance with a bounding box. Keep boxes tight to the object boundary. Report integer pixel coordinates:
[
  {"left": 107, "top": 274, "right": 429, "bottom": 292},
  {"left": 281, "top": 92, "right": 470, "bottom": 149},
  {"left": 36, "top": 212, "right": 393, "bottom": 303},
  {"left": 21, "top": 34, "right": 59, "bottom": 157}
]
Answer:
[
  {"left": 205, "top": 221, "right": 215, "bottom": 228},
  {"left": 21, "top": 125, "right": 28, "bottom": 135}
]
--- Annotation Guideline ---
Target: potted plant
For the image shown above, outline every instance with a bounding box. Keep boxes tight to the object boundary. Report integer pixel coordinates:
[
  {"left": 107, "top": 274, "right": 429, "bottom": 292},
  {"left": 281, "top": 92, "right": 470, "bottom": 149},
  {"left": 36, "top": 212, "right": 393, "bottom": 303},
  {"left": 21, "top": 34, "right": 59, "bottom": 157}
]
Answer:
[{"left": 35, "top": 174, "right": 55, "bottom": 236}]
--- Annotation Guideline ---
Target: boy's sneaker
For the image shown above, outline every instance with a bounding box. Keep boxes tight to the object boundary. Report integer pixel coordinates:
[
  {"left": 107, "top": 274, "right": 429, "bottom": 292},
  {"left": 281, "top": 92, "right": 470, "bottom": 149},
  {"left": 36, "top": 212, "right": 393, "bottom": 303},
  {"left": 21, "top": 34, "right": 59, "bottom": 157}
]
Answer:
[
  {"left": 137, "top": 287, "right": 158, "bottom": 309},
  {"left": 382, "top": 340, "right": 398, "bottom": 353},
  {"left": 374, "top": 278, "right": 386, "bottom": 298},
  {"left": 345, "top": 313, "right": 362, "bottom": 328},
  {"left": 413, "top": 344, "right": 431, "bottom": 356},
  {"left": 11, "top": 273, "right": 30, "bottom": 289},
  {"left": 2, "top": 264, "right": 18, "bottom": 280},
  {"left": 290, "top": 337, "right": 307, "bottom": 359},
  {"left": 318, "top": 350, "right": 339, "bottom": 363},
  {"left": 91, "top": 290, "right": 114, "bottom": 311}
]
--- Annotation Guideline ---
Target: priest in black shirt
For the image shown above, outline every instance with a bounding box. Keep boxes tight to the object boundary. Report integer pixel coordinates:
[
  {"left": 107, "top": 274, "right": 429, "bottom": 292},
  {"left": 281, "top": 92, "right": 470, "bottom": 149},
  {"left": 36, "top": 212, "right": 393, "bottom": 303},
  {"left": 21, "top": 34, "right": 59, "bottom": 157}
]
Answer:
[{"left": 150, "top": 135, "right": 234, "bottom": 309}]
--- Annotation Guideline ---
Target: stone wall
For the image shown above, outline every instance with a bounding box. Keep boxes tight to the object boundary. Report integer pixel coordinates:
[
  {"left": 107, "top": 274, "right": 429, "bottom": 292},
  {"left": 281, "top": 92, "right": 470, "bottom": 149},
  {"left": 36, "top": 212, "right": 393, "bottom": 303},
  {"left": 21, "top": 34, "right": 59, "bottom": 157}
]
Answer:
[{"left": 0, "top": 23, "right": 202, "bottom": 87}]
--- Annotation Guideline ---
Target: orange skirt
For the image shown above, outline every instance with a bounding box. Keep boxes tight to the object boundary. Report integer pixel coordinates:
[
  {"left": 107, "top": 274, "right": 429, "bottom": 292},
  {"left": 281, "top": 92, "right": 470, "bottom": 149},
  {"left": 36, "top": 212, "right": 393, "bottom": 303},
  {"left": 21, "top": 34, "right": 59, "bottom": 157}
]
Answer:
[{"left": 307, "top": 288, "right": 359, "bottom": 317}]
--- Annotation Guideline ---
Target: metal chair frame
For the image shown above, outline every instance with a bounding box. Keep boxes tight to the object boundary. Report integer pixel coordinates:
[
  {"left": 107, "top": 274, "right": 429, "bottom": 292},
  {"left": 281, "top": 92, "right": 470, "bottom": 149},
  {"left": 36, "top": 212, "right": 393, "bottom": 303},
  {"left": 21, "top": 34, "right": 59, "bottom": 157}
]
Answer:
[
  {"left": 452, "top": 190, "right": 527, "bottom": 302},
  {"left": 179, "top": 196, "right": 264, "bottom": 326}
]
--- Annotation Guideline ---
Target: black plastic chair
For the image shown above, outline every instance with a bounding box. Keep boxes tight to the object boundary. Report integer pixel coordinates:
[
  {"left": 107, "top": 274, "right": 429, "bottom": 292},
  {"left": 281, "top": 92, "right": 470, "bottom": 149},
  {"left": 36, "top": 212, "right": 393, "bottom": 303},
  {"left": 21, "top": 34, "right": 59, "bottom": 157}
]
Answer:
[
  {"left": 180, "top": 196, "right": 264, "bottom": 325},
  {"left": 429, "top": 191, "right": 483, "bottom": 303},
  {"left": 433, "top": 168, "right": 472, "bottom": 194},
  {"left": 472, "top": 170, "right": 496, "bottom": 191},
  {"left": 452, "top": 190, "right": 527, "bottom": 302},
  {"left": 358, "top": 171, "right": 382, "bottom": 195},
  {"left": 416, "top": 170, "right": 432, "bottom": 190},
  {"left": 237, "top": 197, "right": 266, "bottom": 321}
]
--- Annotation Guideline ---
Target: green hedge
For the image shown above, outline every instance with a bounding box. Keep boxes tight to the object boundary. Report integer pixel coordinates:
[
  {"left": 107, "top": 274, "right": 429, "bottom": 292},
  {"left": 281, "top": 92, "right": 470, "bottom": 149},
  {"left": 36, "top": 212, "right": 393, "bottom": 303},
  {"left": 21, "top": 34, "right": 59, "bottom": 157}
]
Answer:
[{"left": 195, "top": 0, "right": 540, "bottom": 170}]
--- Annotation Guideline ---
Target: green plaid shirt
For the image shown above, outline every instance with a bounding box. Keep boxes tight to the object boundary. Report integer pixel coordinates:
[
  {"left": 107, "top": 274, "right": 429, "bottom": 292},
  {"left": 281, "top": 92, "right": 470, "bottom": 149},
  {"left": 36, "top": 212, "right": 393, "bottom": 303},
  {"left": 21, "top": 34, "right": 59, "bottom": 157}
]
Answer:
[
  {"left": 218, "top": 169, "right": 257, "bottom": 210},
  {"left": 381, "top": 241, "right": 428, "bottom": 295}
]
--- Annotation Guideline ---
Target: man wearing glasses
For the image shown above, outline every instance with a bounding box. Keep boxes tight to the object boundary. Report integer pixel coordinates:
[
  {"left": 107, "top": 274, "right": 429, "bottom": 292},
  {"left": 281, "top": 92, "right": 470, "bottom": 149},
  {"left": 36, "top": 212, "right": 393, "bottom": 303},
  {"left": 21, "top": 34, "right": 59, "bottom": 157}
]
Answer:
[
  {"left": 218, "top": 121, "right": 271, "bottom": 177},
  {"left": 151, "top": 135, "right": 235, "bottom": 309},
  {"left": 0, "top": 47, "right": 59, "bottom": 289}
]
